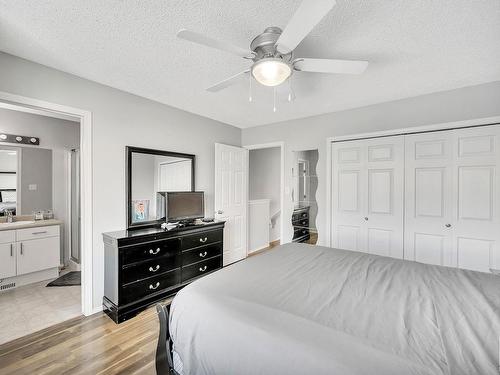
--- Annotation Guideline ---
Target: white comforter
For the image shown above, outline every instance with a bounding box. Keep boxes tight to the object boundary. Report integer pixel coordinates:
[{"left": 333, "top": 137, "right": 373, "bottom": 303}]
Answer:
[{"left": 169, "top": 243, "right": 500, "bottom": 375}]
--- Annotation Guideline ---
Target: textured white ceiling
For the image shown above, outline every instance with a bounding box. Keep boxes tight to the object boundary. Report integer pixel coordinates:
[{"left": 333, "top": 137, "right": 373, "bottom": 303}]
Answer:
[{"left": 0, "top": 0, "right": 499, "bottom": 128}]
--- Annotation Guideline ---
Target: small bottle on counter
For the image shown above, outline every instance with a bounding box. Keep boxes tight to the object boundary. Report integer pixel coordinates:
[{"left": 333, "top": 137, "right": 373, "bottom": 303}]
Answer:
[{"left": 34, "top": 210, "right": 44, "bottom": 220}]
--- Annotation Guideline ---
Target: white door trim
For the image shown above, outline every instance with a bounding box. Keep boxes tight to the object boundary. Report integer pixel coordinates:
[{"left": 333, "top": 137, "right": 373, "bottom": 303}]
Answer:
[
  {"left": 0, "top": 90, "right": 94, "bottom": 316},
  {"left": 244, "top": 141, "right": 285, "bottom": 247},
  {"left": 326, "top": 115, "right": 500, "bottom": 248}
]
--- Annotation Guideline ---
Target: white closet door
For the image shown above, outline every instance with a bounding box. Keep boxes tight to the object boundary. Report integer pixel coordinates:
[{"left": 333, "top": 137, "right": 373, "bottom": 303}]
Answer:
[
  {"left": 364, "top": 137, "right": 404, "bottom": 258},
  {"left": 332, "top": 136, "right": 404, "bottom": 258},
  {"left": 404, "top": 131, "right": 454, "bottom": 266},
  {"left": 405, "top": 124, "right": 500, "bottom": 272},
  {"left": 332, "top": 140, "right": 366, "bottom": 252},
  {"left": 451, "top": 125, "right": 500, "bottom": 272}
]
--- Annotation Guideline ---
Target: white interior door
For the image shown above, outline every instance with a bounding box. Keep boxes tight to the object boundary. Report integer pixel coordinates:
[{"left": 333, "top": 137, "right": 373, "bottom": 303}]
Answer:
[
  {"left": 332, "top": 136, "right": 404, "bottom": 258},
  {"left": 214, "top": 143, "right": 248, "bottom": 266}
]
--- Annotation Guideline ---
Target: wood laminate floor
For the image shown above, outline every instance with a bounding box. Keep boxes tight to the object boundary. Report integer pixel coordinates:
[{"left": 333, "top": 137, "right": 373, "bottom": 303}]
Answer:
[{"left": 0, "top": 300, "right": 169, "bottom": 375}]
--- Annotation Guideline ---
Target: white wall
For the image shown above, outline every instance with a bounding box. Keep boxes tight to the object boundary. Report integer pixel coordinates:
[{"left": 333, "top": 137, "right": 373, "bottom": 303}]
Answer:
[
  {"left": 0, "top": 52, "right": 241, "bottom": 311},
  {"left": 249, "top": 147, "right": 281, "bottom": 242},
  {"left": 242, "top": 81, "right": 500, "bottom": 246},
  {"left": 0, "top": 107, "right": 80, "bottom": 264}
]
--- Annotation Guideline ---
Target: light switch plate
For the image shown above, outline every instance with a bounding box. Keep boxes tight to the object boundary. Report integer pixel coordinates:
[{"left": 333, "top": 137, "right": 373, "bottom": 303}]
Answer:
[{"left": 28, "top": 184, "right": 37, "bottom": 191}]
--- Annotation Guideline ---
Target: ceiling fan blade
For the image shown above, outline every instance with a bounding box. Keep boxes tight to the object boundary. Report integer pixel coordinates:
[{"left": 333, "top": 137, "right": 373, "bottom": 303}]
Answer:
[
  {"left": 206, "top": 70, "right": 250, "bottom": 92},
  {"left": 177, "top": 29, "right": 254, "bottom": 59},
  {"left": 276, "top": 0, "right": 336, "bottom": 54},
  {"left": 293, "top": 58, "right": 368, "bottom": 74}
]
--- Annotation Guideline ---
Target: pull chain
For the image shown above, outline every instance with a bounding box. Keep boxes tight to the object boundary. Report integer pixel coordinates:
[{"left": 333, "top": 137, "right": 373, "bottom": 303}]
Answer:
[
  {"left": 273, "top": 87, "right": 277, "bottom": 112},
  {"left": 248, "top": 74, "right": 253, "bottom": 102},
  {"left": 288, "top": 76, "right": 295, "bottom": 102}
]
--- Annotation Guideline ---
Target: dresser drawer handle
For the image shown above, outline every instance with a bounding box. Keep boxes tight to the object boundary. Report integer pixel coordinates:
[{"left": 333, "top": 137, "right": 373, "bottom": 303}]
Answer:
[
  {"left": 199, "top": 251, "right": 208, "bottom": 258},
  {"left": 199, "top": 265, "right": 207, "bottom": 272},
  {"left": 149, "top": 282, "right": 160, "bottom": 290},
  {"left": 149, "top": 265, "right": 160, "bottom": 272},
  {"left": 149, "top": 248, "right": 161, "bottom": 255},
  {"left": 32, "top": 231, "right": 48, "bottom": 235},
  {"left": 302, "top": 213, "right": 307, "bottom": 217},
  {"left": 301, "top": 221, "right": 306, "bottom": 225},
  {"left": 199, "top": 237, "right": 208, "bottom": 243}
]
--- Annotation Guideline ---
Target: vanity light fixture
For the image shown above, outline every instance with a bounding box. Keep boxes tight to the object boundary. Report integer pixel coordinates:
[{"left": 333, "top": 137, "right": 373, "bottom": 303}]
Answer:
[{"left": 0, "top": 132, "right": 40, "bottom": 145}]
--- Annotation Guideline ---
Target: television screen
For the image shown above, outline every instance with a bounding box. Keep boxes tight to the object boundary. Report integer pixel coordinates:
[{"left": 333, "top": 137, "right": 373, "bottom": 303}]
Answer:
[{"left": 167, "top": 191, "right": 204, "bottom": 221}]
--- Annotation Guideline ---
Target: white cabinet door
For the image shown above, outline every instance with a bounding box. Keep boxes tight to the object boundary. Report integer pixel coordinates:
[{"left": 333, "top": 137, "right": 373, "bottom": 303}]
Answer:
[
  {"left": 404, "top": 131, "right": 454, "bottom": 266},
  {"left": 332, "top": 136, "right": 404, "bottom": 258},
  {"left": 17, "top": 237, "right": 60, "bottom": 275},
  {"left": 0, "top": 242, "right": 16, "bottom": 278},
  {"left": 214, "top": 143, "right": 248, "bottom": 265}
]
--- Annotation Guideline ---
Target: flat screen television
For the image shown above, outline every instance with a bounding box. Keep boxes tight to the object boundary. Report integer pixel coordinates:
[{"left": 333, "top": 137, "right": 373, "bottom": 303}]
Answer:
[{"left": 166, "top": 191, "right": 204, "bottom": 222}]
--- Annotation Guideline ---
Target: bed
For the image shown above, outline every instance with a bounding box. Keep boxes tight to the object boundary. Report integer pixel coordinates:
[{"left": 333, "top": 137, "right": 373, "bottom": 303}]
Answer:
[
  {"left": 156, "top": 243, "right": 500, "bottom": 375},
  {"left": 0, "top": 189, "right": 16, "bottom": 215}
]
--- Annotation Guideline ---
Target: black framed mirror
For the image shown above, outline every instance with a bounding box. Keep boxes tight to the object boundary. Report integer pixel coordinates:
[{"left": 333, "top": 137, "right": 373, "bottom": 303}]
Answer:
[{"left": 126, "top": 146, "right": 195, "bottom": 229}]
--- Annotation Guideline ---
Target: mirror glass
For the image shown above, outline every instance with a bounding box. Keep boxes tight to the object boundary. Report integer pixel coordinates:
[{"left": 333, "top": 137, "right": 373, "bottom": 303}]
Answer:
[
  {"left": 291, "top": 149, "right": 318, "bottom": 245},
  {"left": 0, "top": 146, "right": 53, "bottom": 216},
  {"left": 128, "top": 148, "right": 194, "bottom": 227}
]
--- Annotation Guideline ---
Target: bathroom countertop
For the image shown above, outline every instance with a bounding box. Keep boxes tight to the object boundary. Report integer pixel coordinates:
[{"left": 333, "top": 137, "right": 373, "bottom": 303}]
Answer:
[{"left": 0, "top": 218, "right": 63, "bottom": 231}]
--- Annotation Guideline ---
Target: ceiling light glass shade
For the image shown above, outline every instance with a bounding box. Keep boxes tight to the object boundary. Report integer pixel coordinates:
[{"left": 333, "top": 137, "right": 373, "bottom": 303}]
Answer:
[{"left": 251, "top": 58, "right": 292, "bottom": 87}]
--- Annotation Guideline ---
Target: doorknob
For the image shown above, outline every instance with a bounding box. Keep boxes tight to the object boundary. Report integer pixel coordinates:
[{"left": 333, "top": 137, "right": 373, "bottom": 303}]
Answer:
[
  {"left": 216, "top": 210, "right": 224, "bottom": 215},
  {"left": 445, "top": 223, "right": 452, "bottom": 228},
  {"left": 364, "top": 217, "right": 368, "bottom": 221}
]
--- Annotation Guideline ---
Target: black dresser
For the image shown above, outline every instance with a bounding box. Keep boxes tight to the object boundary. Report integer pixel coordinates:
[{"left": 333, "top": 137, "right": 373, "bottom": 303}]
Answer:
[
  {"left": 102, "top": 221, "right": 224, "bottom": 323},
  {"left": 292, "top": 206, "right": 310, "bottom": 243}
]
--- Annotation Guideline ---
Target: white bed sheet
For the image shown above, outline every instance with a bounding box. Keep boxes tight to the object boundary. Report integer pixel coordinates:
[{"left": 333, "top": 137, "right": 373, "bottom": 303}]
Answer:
[{"left": 170, "top": 243, "right": 500, "bottom": 375}]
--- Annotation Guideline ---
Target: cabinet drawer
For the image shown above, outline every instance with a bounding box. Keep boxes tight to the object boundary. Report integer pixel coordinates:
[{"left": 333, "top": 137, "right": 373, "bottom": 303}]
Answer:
[
  {"left": 0, "top": 230, "right": 16, "bottom": 244},
  {"left": 121, "top": 255, "right": 181, "bottom": 285},
  {"left": 293, "top": 226, "right": 309, "bottom": 240},
  {"left": 182, "top": 230, "right": 222, "bottom": 250},
  {"left": 182, "top": 243, "right": 222, "bottom": 266},
  {"left": 181, "top": 256, "right": 221, "bottom": 282},
  {"left": 17, "top": 225, "right": 60, "bottom": 241},
  {"left": 292, "top": 211, "right": 309, "bottom": 222},
  {"left": 120, "top": 269, "right": 180, "bottom": 305},
  {"left": 121, "top": 238, "right": 180, "bottom": 265}
]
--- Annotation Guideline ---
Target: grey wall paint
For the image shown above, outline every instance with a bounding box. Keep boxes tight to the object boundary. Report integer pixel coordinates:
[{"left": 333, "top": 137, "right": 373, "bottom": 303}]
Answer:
[
  {"left": 249, "top": 147, "right": 281, "bottom": 242},
  {"left": 20, "top": 148, "right": 52, "bottom": 214},
  {"left": 0, "top": 52, "right": 241, "bottom": 310},
  {"left": 0, "top": 107, "right": 80, "bottom": 267},
  {"left": 242, "top": 81, "right": 500, "bottom": 246}
]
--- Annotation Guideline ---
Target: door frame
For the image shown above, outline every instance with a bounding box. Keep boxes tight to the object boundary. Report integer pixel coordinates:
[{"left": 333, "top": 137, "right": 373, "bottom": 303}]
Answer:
[
  {"left": 326, "top": 115, "right": 500, "bottom": 248},
  {"left": 244, "top": 141, "right": 285, "bottom": 250},
  {"left": 0, "top": 90, "right": 94, "bottom": 316}
]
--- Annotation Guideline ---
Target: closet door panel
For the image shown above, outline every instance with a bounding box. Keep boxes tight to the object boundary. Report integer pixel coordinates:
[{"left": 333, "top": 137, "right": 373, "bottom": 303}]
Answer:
[
  {"left": 364, "top": 137, "right": 404, "bottom": 259},
  {"left": 332, "top": 141, "right": 366, "bottom": 252},
  {"left": 451, "top": 126, "right": 500, "bottom": 272},
  {"left": 404, "top": 132, "right": 453, "bottom": 266}
]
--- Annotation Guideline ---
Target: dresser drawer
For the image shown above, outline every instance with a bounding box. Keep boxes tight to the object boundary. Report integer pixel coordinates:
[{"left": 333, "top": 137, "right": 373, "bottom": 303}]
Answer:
[
  {"left": 120, "top": 269, "right": 180, "bottom": 305},
  {"left": 182, "top": 243, "right": 222, "bottom": 266},
  {"left": 293, "top": 226, "right": 309, "bottom": 240},
  {"left": 17, "top": 225, "right": 59, "bottom": 241},
  {"left": 122, "top": 255, "right": 181, "bottom": 285},
  {"left": 0, "top": 230, "right": 15, "bottom": 244},
  {"left": 181, "top": 256, "right": 221, "bottom": 282},
  {"left": 181, "top": 230, "right": 222, "bottom": 250},
  {"left": 292, "top": 218, "right": 309, "bottom": 227},
  {"left": 292, "top": 210, "right": 309, "bottom": 222},
  {"left": 121, "top": 238, "right": 180, "bottom": 265}
]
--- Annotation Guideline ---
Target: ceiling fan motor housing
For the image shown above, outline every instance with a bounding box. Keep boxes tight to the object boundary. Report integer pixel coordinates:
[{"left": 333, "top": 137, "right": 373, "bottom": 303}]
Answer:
[{"left": 250, "top": 27, "right": 293, "bottom": 62}]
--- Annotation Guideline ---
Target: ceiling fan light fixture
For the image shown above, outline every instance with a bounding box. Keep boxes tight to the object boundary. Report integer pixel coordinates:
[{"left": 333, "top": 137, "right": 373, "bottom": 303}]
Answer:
[{"left": 251, "top": 58, "right": 292, "bottom": 87}]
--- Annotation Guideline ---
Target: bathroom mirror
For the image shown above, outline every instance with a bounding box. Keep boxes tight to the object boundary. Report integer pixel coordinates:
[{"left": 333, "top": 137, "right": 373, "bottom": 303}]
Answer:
[
  {"left": 126, "top": 146, "right": 195, "bottom": 229},
  {"left": 0, "top": 146, "right": 53, "bottom": 217},
  {"left": 291, "top": 149, "right": 318, "bottom": 244}
]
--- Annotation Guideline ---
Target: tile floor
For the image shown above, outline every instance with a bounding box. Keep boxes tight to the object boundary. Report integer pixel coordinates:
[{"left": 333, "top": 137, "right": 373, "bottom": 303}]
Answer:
[{"left": 0, "top": 277, "right": 81, "bottom": 345}]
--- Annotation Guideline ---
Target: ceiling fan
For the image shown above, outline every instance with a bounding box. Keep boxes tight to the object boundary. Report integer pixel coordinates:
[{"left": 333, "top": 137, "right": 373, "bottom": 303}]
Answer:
[{"left": 177, "top": 0, "right": 368, "bottom": 98}]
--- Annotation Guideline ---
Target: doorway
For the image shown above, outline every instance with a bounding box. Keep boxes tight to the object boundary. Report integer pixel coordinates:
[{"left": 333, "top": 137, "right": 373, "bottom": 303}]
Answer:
[
  {"left": 0, "top": 91, "right": 93, "bottom": 345},
  {"left": 245, "top": 142, "right": 285, "bottom": 255}
]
